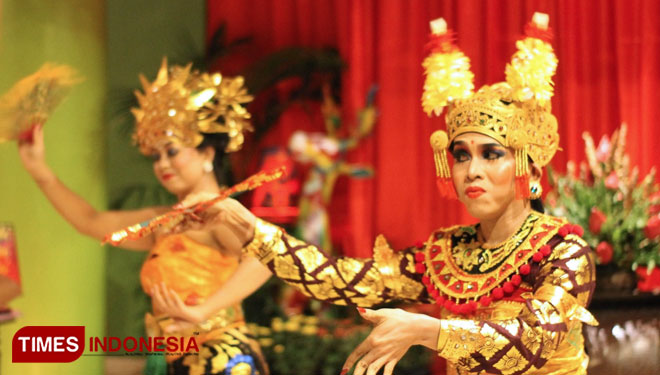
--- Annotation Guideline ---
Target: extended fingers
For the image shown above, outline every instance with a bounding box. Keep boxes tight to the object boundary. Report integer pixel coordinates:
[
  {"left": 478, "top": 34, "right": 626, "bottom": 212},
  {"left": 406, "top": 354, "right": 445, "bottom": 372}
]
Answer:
[
  {"left": 383, "top": 361, "right": 396, "bottom": 375},
  {"left": 342, "top": 338, "right": 371, "bottom": 375}
]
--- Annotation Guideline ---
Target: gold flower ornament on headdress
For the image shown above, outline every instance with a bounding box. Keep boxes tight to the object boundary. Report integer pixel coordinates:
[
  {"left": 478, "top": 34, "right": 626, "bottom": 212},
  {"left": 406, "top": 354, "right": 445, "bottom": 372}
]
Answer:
[
  {"left": 422, "top": 13, "right": 559, "bottom": 200},
  {"left": 131, "top": 58, "right": 254, "bottom": 155}
]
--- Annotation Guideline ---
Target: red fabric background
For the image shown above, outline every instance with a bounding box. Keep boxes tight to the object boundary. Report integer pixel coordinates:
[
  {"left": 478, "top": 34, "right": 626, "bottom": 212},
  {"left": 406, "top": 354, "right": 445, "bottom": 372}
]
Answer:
[{"left": 208, "top": 0, "right": 660, "bottom": 259}]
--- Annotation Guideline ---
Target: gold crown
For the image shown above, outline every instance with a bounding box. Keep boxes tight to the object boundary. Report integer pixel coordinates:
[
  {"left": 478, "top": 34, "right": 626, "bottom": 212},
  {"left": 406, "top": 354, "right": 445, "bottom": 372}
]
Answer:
[
  {"left": 131, "top": 58, "right": 254, "bottom": 155},
  {"left": 422, "top": 13, "right": 559, "bottom": 199}
]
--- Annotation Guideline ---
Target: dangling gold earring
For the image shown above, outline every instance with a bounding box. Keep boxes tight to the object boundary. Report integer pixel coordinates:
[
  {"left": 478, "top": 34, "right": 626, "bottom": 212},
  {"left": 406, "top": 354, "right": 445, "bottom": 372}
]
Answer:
[
  {"left": 203, "top": 161, "right": 214, "bottom": 173},
  {"left": 529, "top": 182, "right": 542, "bottom": 200}
]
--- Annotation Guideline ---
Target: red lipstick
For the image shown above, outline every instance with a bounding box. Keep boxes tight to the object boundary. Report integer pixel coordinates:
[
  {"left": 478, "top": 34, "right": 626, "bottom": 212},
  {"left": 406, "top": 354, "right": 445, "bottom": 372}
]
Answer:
[
  {"left": 465, "top": 186, "right": 485, "bottom": 199},
  {"left": 161, "top": 173, "right": 174, "bottom": 181}
]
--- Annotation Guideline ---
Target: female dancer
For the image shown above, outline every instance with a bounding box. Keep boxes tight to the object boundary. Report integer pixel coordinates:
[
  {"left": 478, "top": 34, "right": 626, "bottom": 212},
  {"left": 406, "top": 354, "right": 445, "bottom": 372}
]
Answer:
[
  {"left": 157, "top": 14, "right": 597, "bottom": 375},
  {"left": 18, "top": 60, "right": 268, "bottom": 375}
]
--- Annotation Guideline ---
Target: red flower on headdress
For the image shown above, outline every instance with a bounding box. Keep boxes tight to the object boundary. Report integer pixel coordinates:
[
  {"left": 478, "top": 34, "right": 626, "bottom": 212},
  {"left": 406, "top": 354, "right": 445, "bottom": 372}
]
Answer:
[
  {"left": 595, "top": 241, "right": 613, "bottom": 265},
  {"left": 644, "top": 215, "right": 660, "bottom": 240},
  {"left": 604, "top": 171, "right": 619, "bottom": 190},
  {"left": 589, "top": 207, "right": 607, "bottom": 235}
]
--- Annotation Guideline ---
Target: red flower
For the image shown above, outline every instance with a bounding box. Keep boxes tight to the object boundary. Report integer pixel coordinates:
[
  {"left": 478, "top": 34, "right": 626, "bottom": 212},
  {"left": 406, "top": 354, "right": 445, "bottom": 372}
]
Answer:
[
  {"left": 644, "top": 215, "right": 660, "bottom": 239},
  {"left": 595, "top": 241, "right": 613, "bottom": 265},
  {"left": 589, "top": 207, "right": 607, "bottom": 235},
  {"left": 604, "top": 171, "right": 619, "bottom": 190},
  {"left": 636, "top": 266, "right": 660, "bottom": 293}
]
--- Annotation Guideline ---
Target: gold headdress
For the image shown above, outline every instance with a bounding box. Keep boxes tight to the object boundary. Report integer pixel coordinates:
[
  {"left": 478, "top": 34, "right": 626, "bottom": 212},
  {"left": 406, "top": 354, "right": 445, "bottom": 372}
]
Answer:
[
  {"left": 131, "top": 58, "right": 254, "bottom": 155},
  {"left": 422, "top": 13, "right": 559, "bottom": 199}
]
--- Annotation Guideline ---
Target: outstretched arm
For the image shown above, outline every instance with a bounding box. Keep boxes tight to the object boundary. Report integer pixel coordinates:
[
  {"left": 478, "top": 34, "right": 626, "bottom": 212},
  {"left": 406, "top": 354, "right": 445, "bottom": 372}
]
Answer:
[
  {"left": 18, "top": 124, "right": 167, "bottom": 250},
  {"left": 243, "top": 218, "right": 428, "bottom": 307}
]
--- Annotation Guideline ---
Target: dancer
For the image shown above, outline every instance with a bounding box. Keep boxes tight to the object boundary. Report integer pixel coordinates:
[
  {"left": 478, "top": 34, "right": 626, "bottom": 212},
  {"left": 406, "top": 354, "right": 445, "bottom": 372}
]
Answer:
[{"left": 18, "top": 59, "right": 268, "bottom": 375}]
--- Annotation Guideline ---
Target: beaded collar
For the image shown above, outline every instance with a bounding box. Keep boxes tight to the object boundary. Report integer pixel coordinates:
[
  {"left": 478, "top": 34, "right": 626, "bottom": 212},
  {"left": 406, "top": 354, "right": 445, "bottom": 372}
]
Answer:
[{"left": 414, "top": 211, "right": 582, "bottom": 315}]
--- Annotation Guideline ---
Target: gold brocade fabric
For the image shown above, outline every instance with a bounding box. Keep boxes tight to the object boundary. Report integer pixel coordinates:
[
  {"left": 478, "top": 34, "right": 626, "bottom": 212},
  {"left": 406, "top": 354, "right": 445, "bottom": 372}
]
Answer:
[
  {"left": 244, "top": 214, "right": 597, "bottom": 375},
  {"left": 141, "top": 234, "right": 268, "bottom": 375}
]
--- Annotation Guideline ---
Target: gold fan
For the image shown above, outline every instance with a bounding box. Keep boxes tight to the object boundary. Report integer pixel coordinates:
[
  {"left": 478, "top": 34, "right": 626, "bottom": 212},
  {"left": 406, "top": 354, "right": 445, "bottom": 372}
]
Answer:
[{"left": 0, "top": 63, "right": 81, "bottom": 143}]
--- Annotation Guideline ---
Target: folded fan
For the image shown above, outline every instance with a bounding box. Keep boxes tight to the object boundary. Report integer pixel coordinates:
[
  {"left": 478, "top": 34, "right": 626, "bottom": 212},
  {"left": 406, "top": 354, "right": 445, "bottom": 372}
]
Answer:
[
  {"left": 0, "top": 63, "right": 81, "bottom": 143},
  {"left": 103, "top": 166, "right": 287, "bottom": 246}
]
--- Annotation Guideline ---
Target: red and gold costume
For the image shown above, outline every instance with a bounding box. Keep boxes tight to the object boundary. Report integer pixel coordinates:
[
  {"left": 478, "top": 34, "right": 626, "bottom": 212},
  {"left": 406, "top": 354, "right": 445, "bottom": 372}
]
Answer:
[
  {"left": 244, "top": 212, "right": 596, "bottom": 375},
  {"left": 241, "top": 13, "right": 597, "bottom": 375},
  {"left": 141, "top": 234, "right": 268, "bottom": 375}
]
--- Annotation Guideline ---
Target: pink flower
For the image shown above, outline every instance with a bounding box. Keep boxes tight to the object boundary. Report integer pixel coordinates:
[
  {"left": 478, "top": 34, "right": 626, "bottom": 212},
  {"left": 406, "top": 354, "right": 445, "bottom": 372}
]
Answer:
[
  {"left": 649, "top": 191, "right": 660, "bottom": 216},
  {"left": 644, "top": 215, "right": 660, "bottom": 239},
  {"left": 595, "top": 241, "right": 613, "bottom": 265},
  {"left": 596, "top": 135, "right": 611, "bottom": 162},
  {"left": 589, "top": 207, "right": 607, "bottom": 235},
  {"left": 604, "top": 171, "right": 619, "bottom": 190}
]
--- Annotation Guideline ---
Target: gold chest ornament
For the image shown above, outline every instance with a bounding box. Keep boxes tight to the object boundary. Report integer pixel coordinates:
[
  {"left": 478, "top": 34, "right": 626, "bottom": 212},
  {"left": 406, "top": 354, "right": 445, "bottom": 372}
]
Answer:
[{"left": 414, "top": 212, "right": 584, "bottom": 316}]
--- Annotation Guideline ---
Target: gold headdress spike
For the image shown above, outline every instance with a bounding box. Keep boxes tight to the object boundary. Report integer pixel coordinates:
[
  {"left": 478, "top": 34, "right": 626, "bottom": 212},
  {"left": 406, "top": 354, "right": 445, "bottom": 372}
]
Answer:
[
  {"left": 422, "top": 18, "right": 474, "bottom": 199},
  {"left": 505, "top": 12, "right": 558, "bottom": 199},
  {"left": 131, "top": 58, "right": 254, "bottom": 155},
  {"left": 423, "top": 13, "right": 559, "bottom": 200}
]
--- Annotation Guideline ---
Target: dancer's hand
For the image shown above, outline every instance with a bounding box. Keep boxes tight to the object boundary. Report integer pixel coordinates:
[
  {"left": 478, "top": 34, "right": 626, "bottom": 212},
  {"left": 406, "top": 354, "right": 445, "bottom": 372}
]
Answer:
[
  {"left": 173, "top": 195, "right": 257, "bottom": 246},
  {"left": 151, "top": 283, "right": 207, "bottom": 325},
  {"left": 341, "top": 308, "right": 440, "bottom": 375},
  {"left": 17, "top": 123, "right": 53, "bottom": 182}
]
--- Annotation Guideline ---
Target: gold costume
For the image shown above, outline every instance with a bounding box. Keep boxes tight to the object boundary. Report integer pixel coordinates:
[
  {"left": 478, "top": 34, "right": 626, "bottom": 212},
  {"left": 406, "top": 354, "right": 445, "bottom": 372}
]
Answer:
[
  {"left": 141, "top": 234, "right": 268, "bottom": 375},
  {"left": 244, "top": 211, "right": 596, "bottom": 374}
]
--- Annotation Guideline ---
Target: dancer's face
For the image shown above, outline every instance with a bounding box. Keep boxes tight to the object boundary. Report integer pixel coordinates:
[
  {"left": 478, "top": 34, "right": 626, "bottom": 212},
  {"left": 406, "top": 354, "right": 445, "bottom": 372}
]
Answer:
[
  {"left": 150, "top": 141, "right": 212, "bottom": 196},
  {"left": 451, "top": 133, "right": 518, "bottom": 221}
]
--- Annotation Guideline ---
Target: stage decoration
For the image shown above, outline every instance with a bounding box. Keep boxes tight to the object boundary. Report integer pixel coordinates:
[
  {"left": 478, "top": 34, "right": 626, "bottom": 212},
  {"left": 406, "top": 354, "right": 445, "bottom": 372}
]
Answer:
[
  {"left": 289, "top": 84, "right": 376, "bottom": 253},
  {"left": 0, "top": 63, "right": 80, "bottom": 143},
  {"left": 103, "top": 166, "right": 286, "bottom": 246},
  {"left": 422, "top": 13, "right": 559, "bottom": 200},
  {"left": 132, "top": 58, "right": 254, "bottom": 154},
  {"left": 250, "top": 147, "right": 300, "bottom": 224},
  {"left": 547, "top": 124, "right": 659, "bottom": 289},
  {"left": 0, "top": 223, "right": 21, "bottom": 309}
]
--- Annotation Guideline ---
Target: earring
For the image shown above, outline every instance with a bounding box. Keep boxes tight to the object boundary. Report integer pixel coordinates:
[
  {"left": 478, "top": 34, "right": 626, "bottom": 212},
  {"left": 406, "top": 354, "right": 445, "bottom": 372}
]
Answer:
[
  {"left": 529, "top": 182, "right": 542, "bottom": 200},
  {"left": 203, "top": 161, "right": 214, "bottom": 173}
]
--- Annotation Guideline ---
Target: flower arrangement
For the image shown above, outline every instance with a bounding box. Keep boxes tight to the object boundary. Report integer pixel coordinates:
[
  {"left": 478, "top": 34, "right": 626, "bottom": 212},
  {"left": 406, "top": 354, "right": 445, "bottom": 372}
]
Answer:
[
  {"left": 547, "top": 124, "right": 660, "bottom": 288},
  {"left": 249, "top": 313, "right": 432, "bottom": 375}
]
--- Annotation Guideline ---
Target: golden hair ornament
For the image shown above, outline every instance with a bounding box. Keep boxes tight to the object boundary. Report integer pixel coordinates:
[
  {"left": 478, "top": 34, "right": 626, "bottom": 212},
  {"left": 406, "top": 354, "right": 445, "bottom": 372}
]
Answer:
[{"left": 131, "top": 58, "right": 253, "bottom": 155}]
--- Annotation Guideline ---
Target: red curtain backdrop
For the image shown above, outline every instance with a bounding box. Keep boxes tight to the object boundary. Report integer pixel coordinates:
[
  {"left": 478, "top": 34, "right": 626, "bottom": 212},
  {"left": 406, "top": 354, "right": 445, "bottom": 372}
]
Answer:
[{"left": 208, "top": 0, "right": 660, "bottom": 258}]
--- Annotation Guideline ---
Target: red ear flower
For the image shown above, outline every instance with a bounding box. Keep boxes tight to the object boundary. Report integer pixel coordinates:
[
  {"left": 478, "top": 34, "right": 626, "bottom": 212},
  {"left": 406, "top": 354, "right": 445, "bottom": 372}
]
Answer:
[
  {"left": 644, "top": 215, "right": 660, "bottom": 240},
  {"left": 589, "top": 207, "right": 607, "bottom": 235},
  {"left": 595, "top": 241, "right": 613, "bottom": 265}
]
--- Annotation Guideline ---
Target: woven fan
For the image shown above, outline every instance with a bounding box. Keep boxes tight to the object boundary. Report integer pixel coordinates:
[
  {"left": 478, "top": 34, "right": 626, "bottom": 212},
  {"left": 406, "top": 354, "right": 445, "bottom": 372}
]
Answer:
[
  {"left": 0, "top": 63, "right": 81, "bottom": 143},
  {"left": 103, "top": 166, "right": 287, "bottom": 246}
]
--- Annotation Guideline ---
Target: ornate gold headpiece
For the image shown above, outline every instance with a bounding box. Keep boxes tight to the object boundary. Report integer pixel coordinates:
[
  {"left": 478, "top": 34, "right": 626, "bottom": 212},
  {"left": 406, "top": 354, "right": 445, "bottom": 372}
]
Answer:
[
  {"left": 422, "top": 13, "right": 559, "bottom": 199},
  {"left": 131, "top": 58, "right": 254, "bottom": 155}
]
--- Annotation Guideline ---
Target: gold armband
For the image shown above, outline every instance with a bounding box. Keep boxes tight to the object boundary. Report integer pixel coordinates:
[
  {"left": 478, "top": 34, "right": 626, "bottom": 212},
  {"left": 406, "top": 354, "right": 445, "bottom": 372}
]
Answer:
[{"left": 242, "top": 218, "right": 283, "bottom": 264}]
